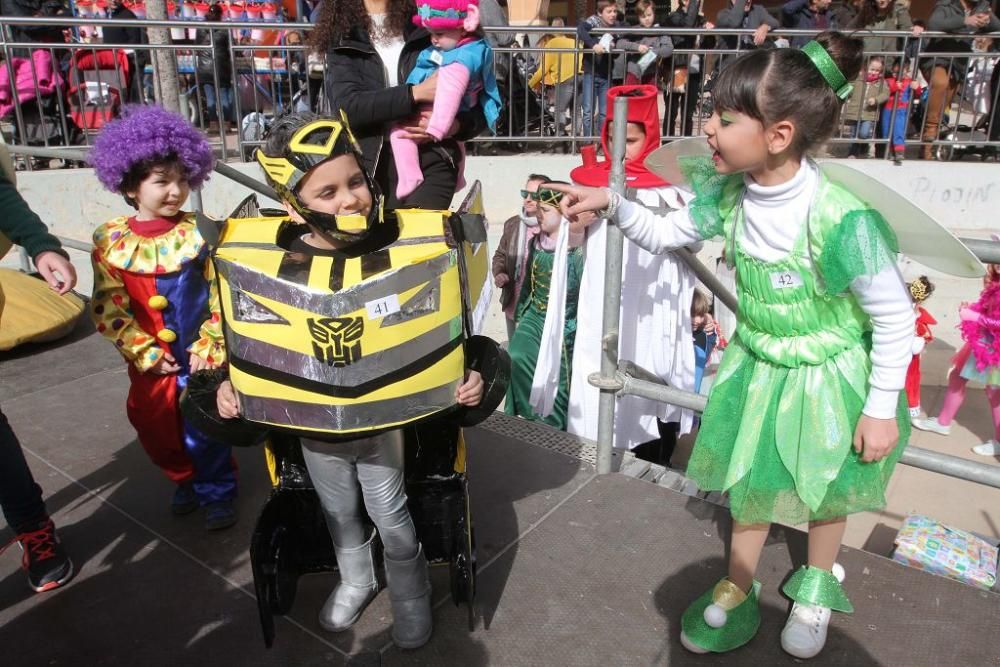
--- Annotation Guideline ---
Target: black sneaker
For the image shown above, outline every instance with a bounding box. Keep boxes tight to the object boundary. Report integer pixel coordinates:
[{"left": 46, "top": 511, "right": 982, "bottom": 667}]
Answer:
[
  {"left": 171, "top": 483, "right": 200, "bottom": 516},
  {"left": 204, "top": 500, "right": 237, "bottom": 531},
  {"left": 2, "top": 519, "right": 74, "bottom": 592}
]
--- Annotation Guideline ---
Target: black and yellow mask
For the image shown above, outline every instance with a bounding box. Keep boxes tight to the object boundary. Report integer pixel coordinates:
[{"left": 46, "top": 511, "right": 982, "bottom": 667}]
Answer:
[{"left": 255, "top": 113, "right": 385, "bottom": 245}]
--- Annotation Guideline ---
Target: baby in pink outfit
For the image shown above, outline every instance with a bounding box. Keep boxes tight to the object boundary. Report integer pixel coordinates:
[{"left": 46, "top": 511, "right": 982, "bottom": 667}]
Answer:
[{"left": 393, "top": 0, "right": 501, "bottom": 200}]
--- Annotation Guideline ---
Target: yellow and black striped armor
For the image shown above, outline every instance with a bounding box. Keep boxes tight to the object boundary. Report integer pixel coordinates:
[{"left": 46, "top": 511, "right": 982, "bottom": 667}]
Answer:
[{"left": 214, "top": 204, "right": 490, "bottom": 437}]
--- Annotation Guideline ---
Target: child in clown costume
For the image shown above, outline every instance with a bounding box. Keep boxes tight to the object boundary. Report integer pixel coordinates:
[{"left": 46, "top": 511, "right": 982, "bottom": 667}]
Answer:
[
  {"left": 550, "top": 33, "right": 920, "bottom": 659},
  {"left": 567, "top": 84, "right": 698, "bottom": 457},
  {"left": 391, "top": 0, "right": 501, "bottom": 199},
  {"left": 89, "top": 105, "right": 237, "bottom": 530}
]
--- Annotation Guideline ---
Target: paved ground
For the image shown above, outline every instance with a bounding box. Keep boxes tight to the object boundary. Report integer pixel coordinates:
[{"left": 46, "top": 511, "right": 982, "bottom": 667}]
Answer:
[{"left": 1, "top": 319, "right": 999, "bottom": 666}]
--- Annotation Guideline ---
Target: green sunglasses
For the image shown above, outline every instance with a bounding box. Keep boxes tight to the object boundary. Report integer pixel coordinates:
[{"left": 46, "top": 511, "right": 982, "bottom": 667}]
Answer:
[{"left": 535, "top": 188, "right": 565, "bottom": 207}]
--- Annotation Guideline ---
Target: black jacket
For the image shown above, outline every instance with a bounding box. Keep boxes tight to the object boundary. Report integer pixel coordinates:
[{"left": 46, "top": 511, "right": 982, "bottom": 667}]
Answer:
[
  {"left": 665, "top": 0, "right": 708, "bottom": 68},
  {"left": 196, "top": 28, "right": 232, "bottom": 81},
  {"left": 1, "top": 0, "right": 67, "bottom": 45},
  {"left": 102, "top": 5, "right": 143, "bottom": 45},
  {"left": 325, "top": 22, "right": 486, "bottom": 206}
]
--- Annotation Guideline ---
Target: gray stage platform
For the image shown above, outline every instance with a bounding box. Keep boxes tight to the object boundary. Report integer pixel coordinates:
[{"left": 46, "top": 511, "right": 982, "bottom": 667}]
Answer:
[{"left": 2, "top": 319, "right": 998, "bottom": 666}]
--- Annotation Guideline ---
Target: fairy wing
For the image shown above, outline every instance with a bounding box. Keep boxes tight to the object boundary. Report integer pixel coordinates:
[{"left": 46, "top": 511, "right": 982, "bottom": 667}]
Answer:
[
  {"left": 645, "top": 141, "right": 983, "bottom": 278},
  {"left": 818, "top": 161, "right": 984, "bottom": 279},
  {"left": 643, "top": 138, "right": 714, "bottom": 187}
]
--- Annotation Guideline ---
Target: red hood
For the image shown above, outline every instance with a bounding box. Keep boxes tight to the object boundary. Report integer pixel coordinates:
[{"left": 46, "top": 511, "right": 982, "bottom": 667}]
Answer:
[{"left": 570, "top": 84, "right": 668, "bottom": 189}]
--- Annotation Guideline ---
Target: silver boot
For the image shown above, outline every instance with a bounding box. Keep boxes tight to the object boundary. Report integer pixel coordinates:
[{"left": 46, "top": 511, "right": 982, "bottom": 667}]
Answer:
[
  {"left": 385, "top": 545, "right": 433, "bottom": 649},
  {"left": 318, "top": 532, "right": 380, "bottom": 633}
]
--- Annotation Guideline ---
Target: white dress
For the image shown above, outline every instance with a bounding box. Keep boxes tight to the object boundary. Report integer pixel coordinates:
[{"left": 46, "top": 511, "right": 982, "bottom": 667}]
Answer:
[{"left": 567, "top": 185, "right": 698, "bottom": 449}]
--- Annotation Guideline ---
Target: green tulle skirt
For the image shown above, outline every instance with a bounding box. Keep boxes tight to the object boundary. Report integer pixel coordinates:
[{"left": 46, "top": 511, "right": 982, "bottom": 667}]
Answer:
[{"left": 687, "top": 335, "right": 909, "bottom": 526}]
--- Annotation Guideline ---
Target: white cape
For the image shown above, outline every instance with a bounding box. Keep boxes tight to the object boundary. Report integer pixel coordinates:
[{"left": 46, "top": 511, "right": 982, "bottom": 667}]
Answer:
[
  {"left": 529, "top": 218, "right": 571, "bottom": 417},
  {"left": 567, "top": 186, "right": 698, "bottom": 449}
]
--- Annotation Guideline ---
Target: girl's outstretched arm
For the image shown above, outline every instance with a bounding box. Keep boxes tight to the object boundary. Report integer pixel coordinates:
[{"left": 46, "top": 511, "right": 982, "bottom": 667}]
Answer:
[
  {"left": 550, "top": 183, "right": 705, "bottom": 254},
  {"left": 615, "top": 198, "right": 705, "bottom": 254}
]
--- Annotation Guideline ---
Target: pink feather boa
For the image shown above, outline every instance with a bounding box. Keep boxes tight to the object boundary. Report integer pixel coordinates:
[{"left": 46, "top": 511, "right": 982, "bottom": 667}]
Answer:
[{"left": 960, "top": 280, "right": 1000, "bottom": 372}]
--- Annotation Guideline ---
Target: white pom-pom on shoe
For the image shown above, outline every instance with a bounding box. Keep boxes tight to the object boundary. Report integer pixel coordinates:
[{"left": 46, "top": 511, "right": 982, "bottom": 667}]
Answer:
[
  {"left": 704, "top": 603, "right": 728, "bottom": 628},
  {"left": 832, "top": 562, "right": 845, "bottom": 583}
]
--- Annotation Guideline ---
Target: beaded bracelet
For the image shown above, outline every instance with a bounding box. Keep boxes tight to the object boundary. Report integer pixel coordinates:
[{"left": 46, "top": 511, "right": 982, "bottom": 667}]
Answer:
[{"left": 597, "top": 188, "right": 622, "bottom": 221}]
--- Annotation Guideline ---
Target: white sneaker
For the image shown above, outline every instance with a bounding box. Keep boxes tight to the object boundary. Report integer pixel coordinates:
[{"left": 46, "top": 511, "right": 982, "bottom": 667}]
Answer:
[
  {"left": 972, "top": 439, "right": 1000, "bottom": 456},
  {"left": 911, "top": 417, "right": 952, "bottom": 436},
  {"left": 781, "top": 602, "right": 831, "bottom": 659}
]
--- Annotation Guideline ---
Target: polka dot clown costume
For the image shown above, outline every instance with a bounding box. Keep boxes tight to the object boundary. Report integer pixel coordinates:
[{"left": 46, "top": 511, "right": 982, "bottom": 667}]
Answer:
[{"left": 88, "top": 105, "right": 237, "bottom": 528}]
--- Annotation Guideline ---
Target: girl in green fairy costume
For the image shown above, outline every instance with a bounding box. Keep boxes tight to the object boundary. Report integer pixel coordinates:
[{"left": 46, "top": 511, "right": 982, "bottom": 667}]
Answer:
[{"left": 549, "top": 32, "right": 916, "bottom": 660}]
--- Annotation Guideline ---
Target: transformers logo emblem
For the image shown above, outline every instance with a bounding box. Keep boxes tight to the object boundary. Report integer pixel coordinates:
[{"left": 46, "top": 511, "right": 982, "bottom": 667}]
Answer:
[{"left": 307, "top": 316, "right": 364, "bottom": 366}]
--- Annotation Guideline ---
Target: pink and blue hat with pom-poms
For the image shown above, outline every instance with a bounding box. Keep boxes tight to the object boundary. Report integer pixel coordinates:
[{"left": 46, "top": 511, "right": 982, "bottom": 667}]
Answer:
[
  {"left": 88, "top": 104, "right": 214, "bottom": 193},
  {"left": 412, "top": 0, "right": 477, "bottom": 31}
]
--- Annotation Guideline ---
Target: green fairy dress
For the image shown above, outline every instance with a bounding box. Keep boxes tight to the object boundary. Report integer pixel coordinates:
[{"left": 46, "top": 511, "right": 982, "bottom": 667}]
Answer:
[
  {"left": 681, "top": 157, "right": 911, "bottom": 526},
  {"left": 505, "top": 240, "right": 584, "bottom": 430}
]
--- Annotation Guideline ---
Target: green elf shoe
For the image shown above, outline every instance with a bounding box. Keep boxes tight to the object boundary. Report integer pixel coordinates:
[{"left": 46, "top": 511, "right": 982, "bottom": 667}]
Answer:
[
  {"left": 781, "top": 565, "right": 853, "bottom": 613},
  {"left": 680, "top": 578, "right": 762, "bottom": 654}
]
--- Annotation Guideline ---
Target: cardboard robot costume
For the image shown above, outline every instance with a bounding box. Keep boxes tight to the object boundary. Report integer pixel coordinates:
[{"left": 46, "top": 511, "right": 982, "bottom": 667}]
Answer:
[{"left": 182, "top": 116, "right": 507, "bottom": 646}]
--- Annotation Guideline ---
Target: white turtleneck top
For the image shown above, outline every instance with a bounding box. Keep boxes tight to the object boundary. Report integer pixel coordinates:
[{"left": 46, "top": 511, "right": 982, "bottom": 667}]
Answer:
[{"left": 613, "top": 159, "right": 914, "bottom": 420}]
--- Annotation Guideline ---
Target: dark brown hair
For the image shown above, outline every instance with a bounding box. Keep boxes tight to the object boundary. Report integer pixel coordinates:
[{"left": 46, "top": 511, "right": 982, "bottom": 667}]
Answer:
[
  {"left": 308, "top": 0, "right": 416, "bottom": 53},
  {"left": 710, "top": 31, "right": 864, "bottom": 154},
  {"left": 120, "top": 156, "right": 184, "bottom": 209},
  {"left": 849, "top": 0, "right": 895, "bottom": 30},
  {"left": 635, "top": 0, "right": 654, "bottom": 16},
  {"left": 596, "top": 0, "right": 617, "bottom": 12}
]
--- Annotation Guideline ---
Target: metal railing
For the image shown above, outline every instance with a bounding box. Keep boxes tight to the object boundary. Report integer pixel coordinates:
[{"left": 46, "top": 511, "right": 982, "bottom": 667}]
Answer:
[
  {"left": 5, "top": 113, "right": 1000, "bottom": 493},
  {"left": 3, "top": 16, "right": 1000, "bottom": 163}
]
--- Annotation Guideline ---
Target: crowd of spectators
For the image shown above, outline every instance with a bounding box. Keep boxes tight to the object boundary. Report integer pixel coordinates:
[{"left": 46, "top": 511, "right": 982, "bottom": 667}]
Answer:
[{"left": 1, "top": 0, "right": 1000, "bottom": 162}]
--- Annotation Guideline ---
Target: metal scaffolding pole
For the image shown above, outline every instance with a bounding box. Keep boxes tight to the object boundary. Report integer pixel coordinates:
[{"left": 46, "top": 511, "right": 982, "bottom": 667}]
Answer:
[{"left": 593, "top": 95, "right": 629, "bottom": 475}]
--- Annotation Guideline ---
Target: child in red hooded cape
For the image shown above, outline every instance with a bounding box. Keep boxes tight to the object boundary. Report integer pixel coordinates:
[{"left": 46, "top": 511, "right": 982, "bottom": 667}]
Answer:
[{"left": 567, "top": 84, "right": 698, "bottom": 458}]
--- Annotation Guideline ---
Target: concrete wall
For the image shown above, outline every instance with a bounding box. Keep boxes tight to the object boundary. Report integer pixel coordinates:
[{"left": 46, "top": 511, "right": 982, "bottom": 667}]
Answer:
[
  {"left": 8, "top": 154, "right": 997, "bottom": 389},
  {"left": 15, "top": 155, "right": 1000, "bottom": 243}
]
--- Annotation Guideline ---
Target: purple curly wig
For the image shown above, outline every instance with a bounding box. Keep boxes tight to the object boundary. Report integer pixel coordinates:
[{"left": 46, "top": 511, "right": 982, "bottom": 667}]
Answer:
[{"left": 88, "top": 104, "right": 214, "bottom": 193}]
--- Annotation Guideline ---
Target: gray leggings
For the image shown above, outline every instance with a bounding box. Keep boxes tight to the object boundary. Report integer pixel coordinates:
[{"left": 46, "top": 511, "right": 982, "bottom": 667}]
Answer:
[{"left": 300, "top": 431, "right": 419, "bottom": 561}]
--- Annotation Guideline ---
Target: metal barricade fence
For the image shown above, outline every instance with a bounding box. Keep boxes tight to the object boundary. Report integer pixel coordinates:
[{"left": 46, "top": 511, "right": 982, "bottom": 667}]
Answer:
[{"left": 2, "top": 16, "right": 1000, "bottom": 161}]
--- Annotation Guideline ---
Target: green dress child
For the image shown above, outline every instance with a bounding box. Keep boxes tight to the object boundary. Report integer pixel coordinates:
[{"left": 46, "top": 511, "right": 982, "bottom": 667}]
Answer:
[
  {"left": 505, "top": 239, "right": 584, "bottom": 430},
  {"left": 680, "top": 156, "right": 910, "bottom": 527},
  {"left": 611, "top": 156, "right": 913, "bottom": 651}
]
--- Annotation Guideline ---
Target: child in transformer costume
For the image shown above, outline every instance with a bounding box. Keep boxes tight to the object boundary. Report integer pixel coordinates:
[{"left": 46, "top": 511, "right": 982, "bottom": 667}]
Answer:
[{"left": 201, "top": 111, "right": 505, "bottom": 649}]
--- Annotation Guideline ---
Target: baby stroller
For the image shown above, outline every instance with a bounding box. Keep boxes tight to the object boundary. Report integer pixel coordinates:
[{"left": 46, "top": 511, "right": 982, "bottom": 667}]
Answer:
[
  {"left": 477, "top": 50, "right": 557, "bottom": 154},
  {"left": 0, "top": 49, "right": 83, "bottom": 163},
  {"left": 66, "top": 49, "right": 130, "bottom": 131},
  {"left": 935, "top": 116, "right": 999, "bottom": 162}
]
